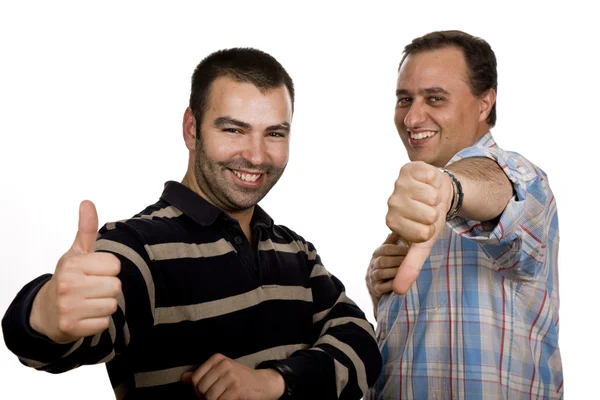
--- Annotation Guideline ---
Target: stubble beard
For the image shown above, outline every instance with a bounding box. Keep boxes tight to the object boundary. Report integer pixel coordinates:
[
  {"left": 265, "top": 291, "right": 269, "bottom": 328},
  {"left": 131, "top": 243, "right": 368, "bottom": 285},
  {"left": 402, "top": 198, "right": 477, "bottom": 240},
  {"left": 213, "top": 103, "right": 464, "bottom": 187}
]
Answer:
[{"left": 193, "top": 138, "right": 286, "bottom": 213}]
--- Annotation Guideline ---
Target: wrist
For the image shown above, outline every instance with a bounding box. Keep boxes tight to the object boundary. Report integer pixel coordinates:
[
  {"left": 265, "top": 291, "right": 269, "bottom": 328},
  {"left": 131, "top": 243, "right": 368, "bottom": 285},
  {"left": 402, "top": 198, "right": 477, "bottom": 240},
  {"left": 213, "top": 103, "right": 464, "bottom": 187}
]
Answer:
[
  {"left": 439, "top": 168, "right": 463, "bottom": 220},
  {"left": 260, "top": 368, "right": 286, "bottom": 399},
  {"left": 29, "top": 281, "right": 51, "bottom": 337},
  {"left": 257, "top": 360, "right": 294, "bottom": 399}
]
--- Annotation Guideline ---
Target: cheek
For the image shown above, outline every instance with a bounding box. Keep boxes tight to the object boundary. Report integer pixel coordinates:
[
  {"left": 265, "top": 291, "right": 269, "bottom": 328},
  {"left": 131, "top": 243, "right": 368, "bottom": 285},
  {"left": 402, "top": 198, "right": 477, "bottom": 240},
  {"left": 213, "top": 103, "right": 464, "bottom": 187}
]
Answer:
[
  {"left": 394, "top": 109, "right": 407, "bottom": 128},
  {"left": 267, "top": 142, "right": 289, "bottom": 167}
]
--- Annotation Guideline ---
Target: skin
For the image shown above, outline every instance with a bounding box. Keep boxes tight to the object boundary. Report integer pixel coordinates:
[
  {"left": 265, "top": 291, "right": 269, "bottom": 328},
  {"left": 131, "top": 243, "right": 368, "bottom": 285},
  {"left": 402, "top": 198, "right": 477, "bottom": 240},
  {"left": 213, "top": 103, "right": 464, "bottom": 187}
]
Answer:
[
  {"left": 30, "top": 76, "right": 292, "bottom": 399},
  {"left": 366, "top": 46, "right": 512, "bottom": 308},
  {"left": 181, "top": 76, "right": 292, "bottom": 240}
]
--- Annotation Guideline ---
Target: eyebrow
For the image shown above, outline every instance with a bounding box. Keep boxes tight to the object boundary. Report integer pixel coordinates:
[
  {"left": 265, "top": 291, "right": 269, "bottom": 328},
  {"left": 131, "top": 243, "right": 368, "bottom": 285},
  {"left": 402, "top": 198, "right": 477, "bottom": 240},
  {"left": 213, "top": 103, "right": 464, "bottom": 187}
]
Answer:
[
  {"left": 396, "top": 87, "right": 450, "bottom": 96},
  {"left": 214, "top": 117, "right": 251, "bottom": 130},
  {"left": 213, "top": 117, "right": 290, "bottom": 132},
  {"left": 266, "top": 122, "right": 291, "bottom": 132}
]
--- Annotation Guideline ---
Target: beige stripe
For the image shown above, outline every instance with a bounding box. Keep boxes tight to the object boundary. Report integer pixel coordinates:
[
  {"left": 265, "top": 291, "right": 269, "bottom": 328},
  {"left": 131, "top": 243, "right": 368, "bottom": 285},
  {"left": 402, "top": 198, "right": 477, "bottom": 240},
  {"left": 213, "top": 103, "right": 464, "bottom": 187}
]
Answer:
[
  {"left": 313, "top": 293, "right": 357, "bottom": 324},
  {"left": 108, "top": 317, "right": 117, "bottom": 344},
  {"left": 90, "top": 331, "right": 102, "bottom": 348},
  {"left": 310, "top": 264, "right": 330, "bottom": 278},
  {"left": 98, "top": 349, "right": 116, "bottom": 364},
  {"left": 235, "top": 343, "right": 311, "bottom": 368},
  {"left": 105, "top": 206, "right": 183, "bottom": 231},
  {"left": 96, "top": 239, "right": 155, "bottom": 319},
  {"left": 19, "top": 336, "right": 84, "bottom": 369},
  {"left": 314, "top": 335, "right": 368, "bottom": 396},
  {"left": 258, "top": 240, "right": 317, "bottom": 260},
  {"left": 19, "top": 356, "right": 48, "bottom": 369},
  {"left": 318, "top": 317, "right": 375, "bottom": 340},
  {"left": 133, "top": 344, "right": 311, "bottom": 389},
  {"left": 141, "top": 206, "right": 183, "bottom": 219},
  {"left": 115, "top": 292, "right": 131, "bottom": 347},
  {"left": 62, "top": 337, "right": 85, "bottom": 359},
  {"left": 314, "top": 348, "right": 349, "bottom": 397},
  {"left": 135, "top": 364, "right": 195, "bottom": 388},
  {"left": 156, "top": 285, "right": 312, "bottom": 325},
  {"left": 146, "top": 239, "right": 235, "bottom": 261}
]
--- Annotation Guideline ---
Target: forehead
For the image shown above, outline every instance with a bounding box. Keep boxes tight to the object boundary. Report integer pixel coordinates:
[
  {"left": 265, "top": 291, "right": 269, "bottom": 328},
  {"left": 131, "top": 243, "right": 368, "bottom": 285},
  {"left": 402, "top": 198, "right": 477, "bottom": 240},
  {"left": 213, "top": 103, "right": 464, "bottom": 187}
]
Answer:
[
  {"left": 205, "top": 76, "right": 292, "bottom": 124},
  {"left": 397, "top": 47, "right": 470, "bottom": 92}
]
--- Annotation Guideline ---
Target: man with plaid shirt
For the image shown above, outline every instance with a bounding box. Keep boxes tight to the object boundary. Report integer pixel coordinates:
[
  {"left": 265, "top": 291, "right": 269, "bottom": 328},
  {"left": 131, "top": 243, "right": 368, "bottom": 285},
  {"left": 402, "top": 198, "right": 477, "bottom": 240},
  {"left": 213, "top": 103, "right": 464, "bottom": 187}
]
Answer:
[{"left": 366, "top": 30, "right": 563, "bottom": 399}]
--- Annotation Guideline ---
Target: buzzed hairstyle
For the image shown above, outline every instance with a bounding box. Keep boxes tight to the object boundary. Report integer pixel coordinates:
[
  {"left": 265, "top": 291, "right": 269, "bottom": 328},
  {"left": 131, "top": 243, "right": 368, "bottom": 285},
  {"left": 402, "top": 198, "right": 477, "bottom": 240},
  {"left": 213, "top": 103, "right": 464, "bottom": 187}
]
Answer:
[
  {"left": 189, "top": 47, "right": 295, "bottom": 137},
  {"left": 399, "top": 30, "right": 498, "bottom": 127}
]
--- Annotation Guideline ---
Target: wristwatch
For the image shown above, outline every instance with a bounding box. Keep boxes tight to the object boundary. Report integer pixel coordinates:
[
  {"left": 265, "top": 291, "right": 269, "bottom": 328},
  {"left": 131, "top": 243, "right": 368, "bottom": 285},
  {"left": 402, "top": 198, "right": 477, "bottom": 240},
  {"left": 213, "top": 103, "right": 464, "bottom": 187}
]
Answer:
[{"left": 256, "top": 360, "right": 294, "bottom": 399}]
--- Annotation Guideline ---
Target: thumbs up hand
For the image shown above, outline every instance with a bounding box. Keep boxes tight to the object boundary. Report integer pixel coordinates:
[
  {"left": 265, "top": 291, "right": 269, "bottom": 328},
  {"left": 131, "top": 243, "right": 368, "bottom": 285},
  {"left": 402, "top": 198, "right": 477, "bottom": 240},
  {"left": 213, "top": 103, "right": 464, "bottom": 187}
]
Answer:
[
  {"left": 385, "top": 162, "right": 452, "bottom": 295},
  {"left": 29, "top": 201, "right": 122, "bottom": 344}
]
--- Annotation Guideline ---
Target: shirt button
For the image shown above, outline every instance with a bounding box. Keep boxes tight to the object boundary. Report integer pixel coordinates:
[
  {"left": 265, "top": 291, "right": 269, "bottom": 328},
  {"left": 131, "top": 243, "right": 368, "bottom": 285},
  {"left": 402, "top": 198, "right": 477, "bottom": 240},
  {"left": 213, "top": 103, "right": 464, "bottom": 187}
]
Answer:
[{"left": 234, "top": 236, "right": 243, "bottom": 245}]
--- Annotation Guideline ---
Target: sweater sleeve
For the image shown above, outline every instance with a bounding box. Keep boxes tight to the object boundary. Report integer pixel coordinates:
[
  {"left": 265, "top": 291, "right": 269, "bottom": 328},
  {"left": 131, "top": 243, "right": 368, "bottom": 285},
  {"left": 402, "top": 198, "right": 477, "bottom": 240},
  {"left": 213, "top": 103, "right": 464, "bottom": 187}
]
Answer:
[{"left": 2, "top": 224, "right": 155, "bottom": 373}]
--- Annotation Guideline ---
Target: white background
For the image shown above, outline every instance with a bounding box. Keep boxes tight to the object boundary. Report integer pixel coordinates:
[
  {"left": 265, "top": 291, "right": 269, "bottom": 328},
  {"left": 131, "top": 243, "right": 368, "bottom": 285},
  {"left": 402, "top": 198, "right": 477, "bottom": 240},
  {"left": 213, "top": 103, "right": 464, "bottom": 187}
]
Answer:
[{"left": 0, "top": 1, "right": 596, "bottom": 398}]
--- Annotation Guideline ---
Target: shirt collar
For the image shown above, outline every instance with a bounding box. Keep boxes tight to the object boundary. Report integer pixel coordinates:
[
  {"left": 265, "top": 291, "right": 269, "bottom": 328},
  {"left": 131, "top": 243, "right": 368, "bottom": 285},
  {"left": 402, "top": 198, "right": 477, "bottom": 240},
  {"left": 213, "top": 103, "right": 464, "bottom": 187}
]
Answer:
[
  {"left": 159, "top": 181, "right": 273, "bottom": 229},
  {"left": 446, "top": 131, "right": 496, "bottom": 166}
]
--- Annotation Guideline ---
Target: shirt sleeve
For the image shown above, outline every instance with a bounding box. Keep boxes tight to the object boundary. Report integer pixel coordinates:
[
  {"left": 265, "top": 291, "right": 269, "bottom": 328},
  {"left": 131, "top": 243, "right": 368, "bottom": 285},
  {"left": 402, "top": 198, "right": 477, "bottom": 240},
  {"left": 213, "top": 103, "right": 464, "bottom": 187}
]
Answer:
[
  {"left": 445, "top": 144, "right": 556, "bottom": 282},
  {"left": 1, "top": 223, "right": 155, "bottom": 373},
  {"left": 258, "top": 239, "right": 382, "bottom": 399}
]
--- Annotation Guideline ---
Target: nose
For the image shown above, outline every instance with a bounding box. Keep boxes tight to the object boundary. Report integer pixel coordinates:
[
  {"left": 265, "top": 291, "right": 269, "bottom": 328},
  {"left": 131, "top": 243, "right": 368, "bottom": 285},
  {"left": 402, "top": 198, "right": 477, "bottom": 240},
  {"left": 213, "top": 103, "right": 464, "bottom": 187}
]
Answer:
[
  {"left": 241, "top": 133, "right": 267, "bottom": 167},
  {"left": 403, "top": 100, "right": 427, "bottom": 129}
]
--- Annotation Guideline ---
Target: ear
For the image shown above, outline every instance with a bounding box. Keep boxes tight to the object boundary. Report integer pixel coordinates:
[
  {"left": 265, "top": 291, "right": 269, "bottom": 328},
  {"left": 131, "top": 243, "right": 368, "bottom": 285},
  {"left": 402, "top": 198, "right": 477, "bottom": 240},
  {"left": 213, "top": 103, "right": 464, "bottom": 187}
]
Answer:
[
  {"left": 478, "top": 88, "right": 496, "bottom": 123},
  {"left": 183, "top": 107, "right": 197, "bottom": 151}
]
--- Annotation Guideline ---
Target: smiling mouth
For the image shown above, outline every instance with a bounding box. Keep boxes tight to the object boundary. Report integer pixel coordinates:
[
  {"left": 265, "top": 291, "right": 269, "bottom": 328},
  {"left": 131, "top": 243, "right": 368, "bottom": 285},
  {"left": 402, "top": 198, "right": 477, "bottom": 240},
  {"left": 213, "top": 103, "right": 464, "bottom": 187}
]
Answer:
[
  {"left": 231, "top": 169, "right": 262, "bottom": 183},
  {"left": 409, "top": 130, "right": 437, "bottom": 140}
]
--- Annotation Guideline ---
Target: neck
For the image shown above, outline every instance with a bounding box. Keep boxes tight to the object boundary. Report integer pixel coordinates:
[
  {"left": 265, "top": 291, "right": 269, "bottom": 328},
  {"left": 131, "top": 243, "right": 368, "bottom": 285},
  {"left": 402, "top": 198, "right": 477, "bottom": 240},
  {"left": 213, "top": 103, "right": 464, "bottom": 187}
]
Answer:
[{"left": 181, "top": 169, "right": 254, "bottom": 241}]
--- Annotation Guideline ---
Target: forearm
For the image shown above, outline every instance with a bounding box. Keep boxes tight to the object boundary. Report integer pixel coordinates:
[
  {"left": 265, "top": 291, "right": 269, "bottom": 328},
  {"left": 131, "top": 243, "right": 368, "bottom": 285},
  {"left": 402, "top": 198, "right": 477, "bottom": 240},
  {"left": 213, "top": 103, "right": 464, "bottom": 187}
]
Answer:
[{"left": 446, "top": 157, "right": 513, "bottom": 222}]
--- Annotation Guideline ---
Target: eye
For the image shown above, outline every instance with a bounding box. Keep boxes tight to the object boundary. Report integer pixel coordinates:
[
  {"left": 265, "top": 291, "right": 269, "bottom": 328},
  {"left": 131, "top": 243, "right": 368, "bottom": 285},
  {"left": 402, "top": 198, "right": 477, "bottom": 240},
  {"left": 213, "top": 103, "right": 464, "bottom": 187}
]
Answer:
[
  {"left": 223, "top": 128, "right": 241, "bottom": 134},
  {"left": 268, "top": 132, "right": 286, "bottom": 138},
  {"left": 428, "top": 96, "right": 444, "bottom": 104},
  {"left": 396, "top": 97, "right": 412, "bottom": 107}
]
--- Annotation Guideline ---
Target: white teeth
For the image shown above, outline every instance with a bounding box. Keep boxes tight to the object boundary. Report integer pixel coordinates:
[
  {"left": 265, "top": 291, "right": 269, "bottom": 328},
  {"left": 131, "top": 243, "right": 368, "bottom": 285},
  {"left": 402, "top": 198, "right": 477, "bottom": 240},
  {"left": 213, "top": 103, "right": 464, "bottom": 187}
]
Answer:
[
  {"left": 410, "top": 131, "right": 436, "bottom": 140},
  {"left": 233, "top": 170, "right": 261, "bottom": 182}
]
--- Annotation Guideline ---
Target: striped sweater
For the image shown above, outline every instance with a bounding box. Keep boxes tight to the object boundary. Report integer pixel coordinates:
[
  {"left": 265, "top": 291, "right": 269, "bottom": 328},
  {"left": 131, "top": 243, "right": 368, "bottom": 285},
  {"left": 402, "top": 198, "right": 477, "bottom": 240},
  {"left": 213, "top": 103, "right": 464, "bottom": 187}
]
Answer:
[{"left": 3, "top": 181, "right": 382, "bottom": 399}]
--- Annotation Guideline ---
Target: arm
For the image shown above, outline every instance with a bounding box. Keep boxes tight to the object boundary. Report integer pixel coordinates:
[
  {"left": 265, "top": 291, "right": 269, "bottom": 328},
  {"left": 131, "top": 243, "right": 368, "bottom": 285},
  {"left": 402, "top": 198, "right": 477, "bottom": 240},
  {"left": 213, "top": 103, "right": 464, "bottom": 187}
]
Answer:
[
  {"left": 446, "top": 156, "right": 513, "bottom": 222},
  {"left": 385, "top": 138, "right": 549, "bottom": 294},
  {"left": 258, "top": 241, "right": 382, "bottom": 399},
  {"left": 445, "top": 146, "right": 555, "bottom": 280},
  {"left": 2, "top": 202, "right": 154, "bottom": 373}
]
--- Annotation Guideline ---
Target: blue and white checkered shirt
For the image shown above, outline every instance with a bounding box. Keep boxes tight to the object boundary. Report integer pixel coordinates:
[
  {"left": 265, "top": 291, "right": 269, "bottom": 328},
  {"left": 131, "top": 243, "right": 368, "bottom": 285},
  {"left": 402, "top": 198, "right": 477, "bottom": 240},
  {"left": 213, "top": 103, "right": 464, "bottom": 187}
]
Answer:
[{"left": 368, "top": 132, "right": 563, "bottom": 399}]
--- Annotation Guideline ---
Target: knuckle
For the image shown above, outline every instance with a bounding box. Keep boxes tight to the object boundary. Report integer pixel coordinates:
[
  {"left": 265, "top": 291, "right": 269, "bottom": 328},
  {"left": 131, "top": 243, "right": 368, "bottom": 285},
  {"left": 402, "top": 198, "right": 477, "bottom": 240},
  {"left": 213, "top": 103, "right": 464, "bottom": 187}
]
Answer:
[
  {"left": 56, "top": 279, "right": 73, "bottom": 296},
  {"left": 58, "top": 317, "right": 74, "bottom": 334},
  {"left": 99, "top": 316, "right": 110, "bottom": 330},
  {"left": 57, "top": 299, "right": 73, "bottom": 315},
  {"left": 108, "top": 298, "right": 118, "bottom": 314},
  {"left": 112, "top": 278, "right": 122, "bottom": 296},
  {"left": 112, "top": 257, "right": 122, "bottom": 275}
]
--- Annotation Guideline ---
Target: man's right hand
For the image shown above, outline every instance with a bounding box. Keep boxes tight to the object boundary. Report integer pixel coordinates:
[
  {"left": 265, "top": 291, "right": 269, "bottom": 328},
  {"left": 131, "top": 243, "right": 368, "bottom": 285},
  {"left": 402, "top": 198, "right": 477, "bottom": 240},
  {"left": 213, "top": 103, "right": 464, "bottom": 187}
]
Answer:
[
  {"left": 365, "top": 233, "right": 409, "bottom": 317},
  {"left": 29, "top": 200, "right": 121, "bottom": 344}
]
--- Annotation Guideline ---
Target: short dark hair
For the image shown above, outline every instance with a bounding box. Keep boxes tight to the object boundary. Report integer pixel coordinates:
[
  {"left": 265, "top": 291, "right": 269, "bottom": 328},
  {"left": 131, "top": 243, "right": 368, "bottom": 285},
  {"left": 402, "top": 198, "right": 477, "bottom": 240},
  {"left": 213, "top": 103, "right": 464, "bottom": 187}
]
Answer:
[
  {"left": 189, "top": 48, "right": 295, "bottom": 137},
  {"left": 399, "top": 30, "right": 498, "bottom": 127}
]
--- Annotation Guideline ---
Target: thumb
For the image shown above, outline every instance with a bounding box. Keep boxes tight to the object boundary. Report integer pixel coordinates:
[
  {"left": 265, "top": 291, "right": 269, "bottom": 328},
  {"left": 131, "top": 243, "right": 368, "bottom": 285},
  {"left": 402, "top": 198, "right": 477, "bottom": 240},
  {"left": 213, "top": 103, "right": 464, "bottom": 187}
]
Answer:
[
  {"left": 392, "top": 239, "right": 434, "bottom": 295},
  {"left": 72, "top": 200, "right": 99, "bottom": 254},
  {"left": 392, "top": 204, "right": 446, "bottom": 295},
  {"left": 181, "top": 372, "right": 193, "bottom": 384}
]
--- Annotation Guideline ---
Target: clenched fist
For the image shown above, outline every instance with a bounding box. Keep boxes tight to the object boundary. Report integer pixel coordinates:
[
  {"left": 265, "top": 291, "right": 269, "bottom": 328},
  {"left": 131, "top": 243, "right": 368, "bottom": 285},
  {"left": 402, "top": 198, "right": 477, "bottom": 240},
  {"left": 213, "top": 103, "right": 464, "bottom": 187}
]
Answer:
[
  {"left": 182, "top": 354, "right": 285, "bottom": 400},
  {"left": 29, "top": 200, "right": 121, "bottom": 344},
  {"left": 385, "top": 161, "right": 452, "bottom": 294}
]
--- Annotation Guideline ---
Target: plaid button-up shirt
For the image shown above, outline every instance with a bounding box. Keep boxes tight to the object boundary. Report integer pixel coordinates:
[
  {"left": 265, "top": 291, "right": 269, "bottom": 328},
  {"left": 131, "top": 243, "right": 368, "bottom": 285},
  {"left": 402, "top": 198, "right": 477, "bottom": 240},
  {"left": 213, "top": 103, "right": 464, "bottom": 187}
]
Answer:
[{"left": 368, "top": 132, "right": 563, "bottom": 399}]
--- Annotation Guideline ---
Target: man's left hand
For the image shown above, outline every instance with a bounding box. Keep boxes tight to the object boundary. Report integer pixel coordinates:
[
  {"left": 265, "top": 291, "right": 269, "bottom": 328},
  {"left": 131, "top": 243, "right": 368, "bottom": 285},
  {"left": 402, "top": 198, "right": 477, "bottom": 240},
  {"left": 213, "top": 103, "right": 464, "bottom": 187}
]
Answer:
[{"left": 182, "top": 353, "right": 285, "bottom": 400}]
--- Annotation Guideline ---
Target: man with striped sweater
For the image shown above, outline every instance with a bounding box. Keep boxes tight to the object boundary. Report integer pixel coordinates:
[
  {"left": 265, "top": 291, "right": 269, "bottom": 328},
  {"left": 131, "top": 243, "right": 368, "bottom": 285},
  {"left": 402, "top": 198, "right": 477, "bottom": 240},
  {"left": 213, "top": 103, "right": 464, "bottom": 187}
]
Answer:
[{"left": 3, "top": 48, "right": 382, "bottom": 399}]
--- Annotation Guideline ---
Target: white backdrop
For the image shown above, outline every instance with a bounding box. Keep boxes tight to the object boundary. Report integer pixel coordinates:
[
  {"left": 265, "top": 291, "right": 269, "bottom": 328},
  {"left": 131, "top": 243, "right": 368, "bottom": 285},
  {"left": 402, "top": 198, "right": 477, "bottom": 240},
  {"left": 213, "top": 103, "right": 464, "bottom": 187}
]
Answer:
[{"left": 1, "top": 1, "right": 596, "bottom": 398}]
